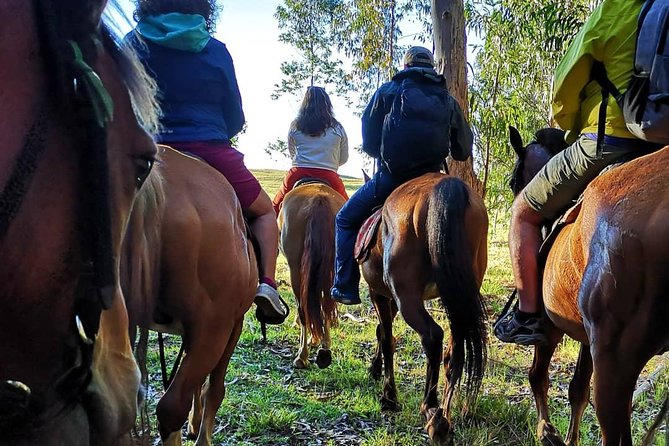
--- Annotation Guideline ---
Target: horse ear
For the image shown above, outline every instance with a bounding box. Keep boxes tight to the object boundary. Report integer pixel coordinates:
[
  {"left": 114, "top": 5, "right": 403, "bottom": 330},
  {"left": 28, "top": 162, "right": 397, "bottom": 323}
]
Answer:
[
  {"left": 509, "top": 126, "right": 525, "bottom": 157},
  {"left": 85, "top": 0, "right": 108, "bottom": 30}
]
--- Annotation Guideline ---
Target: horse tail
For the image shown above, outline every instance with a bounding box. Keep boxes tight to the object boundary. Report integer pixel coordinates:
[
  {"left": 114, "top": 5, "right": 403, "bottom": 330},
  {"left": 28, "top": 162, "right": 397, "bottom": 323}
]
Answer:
[
  {"left": 426, "top": 177, "right": 487, "bottom": 407},
  {"left": 300, "top": 195, "right": 338, "bottom": 345}
]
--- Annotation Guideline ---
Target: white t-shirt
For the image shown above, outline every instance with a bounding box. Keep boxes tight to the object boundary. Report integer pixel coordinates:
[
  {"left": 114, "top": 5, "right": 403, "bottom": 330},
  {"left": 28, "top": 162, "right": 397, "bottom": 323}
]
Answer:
[{"left": 288, "top": 124, "right": 349, "bottom": 171}]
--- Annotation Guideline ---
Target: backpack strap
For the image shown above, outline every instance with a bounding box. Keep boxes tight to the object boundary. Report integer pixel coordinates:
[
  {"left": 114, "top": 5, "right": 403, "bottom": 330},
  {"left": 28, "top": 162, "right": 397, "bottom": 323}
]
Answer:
[{"left": 591, "top": 61, "right": 623, "bottom": 158}]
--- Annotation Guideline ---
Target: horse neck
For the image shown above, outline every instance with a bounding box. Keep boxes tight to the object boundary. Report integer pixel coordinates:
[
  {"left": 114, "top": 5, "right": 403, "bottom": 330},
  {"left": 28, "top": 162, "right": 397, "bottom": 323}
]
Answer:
[{"left": 524, "top": 145, "right": 554, "bottom": 186}]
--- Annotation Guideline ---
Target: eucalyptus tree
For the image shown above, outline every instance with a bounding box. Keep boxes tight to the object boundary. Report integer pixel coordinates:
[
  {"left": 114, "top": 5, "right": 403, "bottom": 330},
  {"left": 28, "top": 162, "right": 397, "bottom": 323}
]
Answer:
[
  {"left": 272, "top": 0, "right": 348, "bottom": 99},
  {"left": 467, "top": 0, "right": 596, "bottom": 212}
]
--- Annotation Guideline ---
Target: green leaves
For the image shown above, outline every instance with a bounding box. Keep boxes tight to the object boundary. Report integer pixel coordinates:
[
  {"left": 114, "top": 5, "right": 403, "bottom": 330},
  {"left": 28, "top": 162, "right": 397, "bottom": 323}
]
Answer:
[{"left": 466, "top": 0, "right": 597, "bottom": 207}]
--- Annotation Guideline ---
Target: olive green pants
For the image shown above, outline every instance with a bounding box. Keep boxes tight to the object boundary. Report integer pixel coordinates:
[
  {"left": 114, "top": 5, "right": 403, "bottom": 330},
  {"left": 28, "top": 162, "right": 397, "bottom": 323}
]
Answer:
[{"left": 523, "top": 136, "right": 637, "bottom": 220}]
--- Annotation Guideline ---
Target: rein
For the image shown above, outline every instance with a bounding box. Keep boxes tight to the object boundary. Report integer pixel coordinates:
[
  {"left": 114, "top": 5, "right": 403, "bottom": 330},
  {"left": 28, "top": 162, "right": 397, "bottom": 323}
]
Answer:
[{"left": 0, "top": 0, "right": 117, "bottom": 431}]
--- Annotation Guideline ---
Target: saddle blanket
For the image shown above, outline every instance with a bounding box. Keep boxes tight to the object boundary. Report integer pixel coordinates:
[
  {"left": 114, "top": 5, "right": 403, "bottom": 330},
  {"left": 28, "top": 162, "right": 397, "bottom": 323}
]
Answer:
[{"left": 354, "top": 208, "right": 383, "bottom": 263}]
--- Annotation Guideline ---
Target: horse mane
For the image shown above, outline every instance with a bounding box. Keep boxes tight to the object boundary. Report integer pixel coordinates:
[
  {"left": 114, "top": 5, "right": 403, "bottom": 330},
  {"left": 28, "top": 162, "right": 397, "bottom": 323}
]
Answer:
[
  {"left": 102, "top": 2, "right": 161, "bottom": 134},
  {"left": 534, "top": 128, "right": 568, "bottom": 155},
  {"left": 121, "top": 167, "right": 166, "bottom": 311}
]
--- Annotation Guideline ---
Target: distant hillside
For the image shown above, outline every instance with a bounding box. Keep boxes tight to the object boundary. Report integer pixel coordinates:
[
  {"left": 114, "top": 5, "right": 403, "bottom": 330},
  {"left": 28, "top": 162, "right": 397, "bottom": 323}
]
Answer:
[{"left": 251, "top": 169, "right": 364, "bottom": 197}]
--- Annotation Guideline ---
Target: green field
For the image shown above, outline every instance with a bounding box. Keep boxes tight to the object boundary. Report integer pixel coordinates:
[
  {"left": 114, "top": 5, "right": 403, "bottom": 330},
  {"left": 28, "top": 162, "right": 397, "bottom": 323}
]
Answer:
[{"left": 141, "top": 169, "right": 668, "bottom": 446}]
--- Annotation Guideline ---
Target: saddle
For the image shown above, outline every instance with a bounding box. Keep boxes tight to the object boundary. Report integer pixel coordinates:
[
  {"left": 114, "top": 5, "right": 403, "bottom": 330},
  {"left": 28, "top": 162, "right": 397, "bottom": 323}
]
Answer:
[
  {"left": 354, "top": 207, "right": 383, "bottom": 263},
  {"left": 294, "top": 177, "right": 330, "bottom": 189},
  {"left": 537, "top": 154, "right": 639, "bottom": 262}
]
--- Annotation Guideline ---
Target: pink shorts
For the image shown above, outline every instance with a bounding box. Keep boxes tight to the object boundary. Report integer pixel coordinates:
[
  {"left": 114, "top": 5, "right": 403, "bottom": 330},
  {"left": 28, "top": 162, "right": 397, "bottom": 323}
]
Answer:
[{"left": 164, "top": 141, "right": 262, "bottom": 210}]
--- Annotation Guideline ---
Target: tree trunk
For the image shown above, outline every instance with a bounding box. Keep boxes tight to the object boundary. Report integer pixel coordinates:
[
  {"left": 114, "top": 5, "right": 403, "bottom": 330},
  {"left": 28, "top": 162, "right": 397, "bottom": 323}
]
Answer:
[{"left": 432, "top": 0, "right": 483, "bottom": 196}]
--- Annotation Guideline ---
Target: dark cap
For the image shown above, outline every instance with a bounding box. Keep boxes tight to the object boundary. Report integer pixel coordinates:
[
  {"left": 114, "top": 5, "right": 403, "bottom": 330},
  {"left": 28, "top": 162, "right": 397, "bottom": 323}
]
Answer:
[{"left": 403, "top": 46, "right": 434, "bottom": 68}]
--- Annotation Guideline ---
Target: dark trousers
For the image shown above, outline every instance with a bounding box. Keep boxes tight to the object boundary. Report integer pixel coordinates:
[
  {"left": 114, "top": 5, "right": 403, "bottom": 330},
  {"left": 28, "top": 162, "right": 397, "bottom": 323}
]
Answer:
[{"left": 333, "top": 168, "right": 404, "bottom": 293}]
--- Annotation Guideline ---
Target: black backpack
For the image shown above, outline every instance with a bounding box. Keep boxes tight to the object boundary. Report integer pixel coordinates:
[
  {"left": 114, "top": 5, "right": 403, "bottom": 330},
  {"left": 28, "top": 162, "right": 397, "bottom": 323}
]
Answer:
[
  {"left": 592, "top": 0, "right": 669, "bottom": 150},
  {"left": 380, "top": 78, "right": 452, "bottom": 176}
]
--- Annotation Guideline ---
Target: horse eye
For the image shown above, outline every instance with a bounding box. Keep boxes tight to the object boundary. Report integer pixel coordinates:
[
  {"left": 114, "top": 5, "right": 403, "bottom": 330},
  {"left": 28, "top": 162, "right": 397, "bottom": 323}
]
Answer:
[{"left": 134, "top": 157, "right": 154, "bottom": 188}]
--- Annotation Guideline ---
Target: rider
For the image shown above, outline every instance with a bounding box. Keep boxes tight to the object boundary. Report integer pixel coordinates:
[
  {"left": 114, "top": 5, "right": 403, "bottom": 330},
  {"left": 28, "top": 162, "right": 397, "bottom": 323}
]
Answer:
[
  {"left": 272, "top": 86, "right": 349, "bottom": 215},
  {"left": 330, "top": 46, "right": 473, "bottom": 305},
  {"left": 494, "top": 0, "right": 660, "bottom": 345},
  {"left": 126, "top": 0, "right": 288, "bottom": 323}
]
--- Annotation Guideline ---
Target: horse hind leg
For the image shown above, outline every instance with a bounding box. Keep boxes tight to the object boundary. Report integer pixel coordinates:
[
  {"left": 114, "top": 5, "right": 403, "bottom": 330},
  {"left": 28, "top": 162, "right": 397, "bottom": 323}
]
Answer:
[
  {"left": 529, "top": 339, "right": 566, "bottom": 446},
  {"left": 564, "top": 344, "right": 592, "bottom": 446},
  {"left": 290, "top": 270, "right": 310, "bottom": 369},
  {"left": 156, "top": 322, "right": 233, "bottom": 445},
  {"left": 187, "top": 384, "right": 203, "bottom": 439},
  {"left": 315, "top": 313, "right": 332, "bottom": 369},
  {"left": 193, "top": 320, "right": 243, "bottom": 446},
  {"left": 370, "top": 292, "right": 399, "bottom": 411}
]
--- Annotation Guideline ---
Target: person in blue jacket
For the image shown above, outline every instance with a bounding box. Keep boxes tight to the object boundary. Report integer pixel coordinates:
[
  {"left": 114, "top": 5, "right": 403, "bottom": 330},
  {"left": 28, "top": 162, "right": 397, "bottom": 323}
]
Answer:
[
  {"left": 330, "top": 46, "right": 473, "bottom": 304},
  {"left": 127, "top": 0, "right": 287, "bottom": 323}
]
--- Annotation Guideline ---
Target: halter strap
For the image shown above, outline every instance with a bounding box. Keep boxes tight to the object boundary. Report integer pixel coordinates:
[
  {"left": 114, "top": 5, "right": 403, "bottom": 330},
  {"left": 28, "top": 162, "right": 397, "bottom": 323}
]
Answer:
[
  {"left": 0, "top": 113, "right": 47, "bottom": 241},
  {"left": 68, "top": 40, "right": 113, "bottom": 128}
]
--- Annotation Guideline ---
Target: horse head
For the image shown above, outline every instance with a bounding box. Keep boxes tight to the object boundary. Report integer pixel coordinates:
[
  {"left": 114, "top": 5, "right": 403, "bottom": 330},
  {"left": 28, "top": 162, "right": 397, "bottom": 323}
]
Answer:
[
  {"left": 508, "top": 126, "right": 568, "bottom": 196},
  {"left": 0, "top": 1, "right": 158, "bottom": 444}
]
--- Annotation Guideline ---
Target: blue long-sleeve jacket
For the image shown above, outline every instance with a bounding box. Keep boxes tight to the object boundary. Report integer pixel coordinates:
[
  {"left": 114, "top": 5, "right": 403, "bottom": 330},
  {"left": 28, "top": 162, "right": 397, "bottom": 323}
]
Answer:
[{"left": 127, "top": 30, "right": 244, "bottom": 143}]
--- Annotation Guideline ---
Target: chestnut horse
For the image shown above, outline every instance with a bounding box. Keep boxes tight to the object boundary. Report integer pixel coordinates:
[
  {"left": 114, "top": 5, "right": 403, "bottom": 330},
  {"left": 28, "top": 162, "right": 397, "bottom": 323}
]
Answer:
[
  {"left": 122, "top": 146, "right": 258, "bottom": 445},
  {"left": 361, "top": 172, "right": 488, "bottom": 445},
  {"left": 278, "top": 183, "right": 343, "bottom": 369},
  {"left": 0, "top": 1, "right": 159, "bottom": 444},
  {"left": 509, "top": 126, "right": 669, "bottom": 446}
]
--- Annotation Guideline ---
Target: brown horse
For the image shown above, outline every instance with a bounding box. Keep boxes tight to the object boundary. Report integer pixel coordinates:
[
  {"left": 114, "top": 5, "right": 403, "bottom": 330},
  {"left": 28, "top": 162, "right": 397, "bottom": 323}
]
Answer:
[
  {"left": 0, "top": 1, "right": 159, "bottom": 445},
  {"left": 361, "top": 172, "right": 488, "bottom": 445},
  {"left": 278, "top": 183, "right": 343, "bottom": 369},
  {"left": 122, "top": 146, "right": 258, "bottom": 446},
  {"left": 509, "top": 126, "right": 669, "bottom": 446}
]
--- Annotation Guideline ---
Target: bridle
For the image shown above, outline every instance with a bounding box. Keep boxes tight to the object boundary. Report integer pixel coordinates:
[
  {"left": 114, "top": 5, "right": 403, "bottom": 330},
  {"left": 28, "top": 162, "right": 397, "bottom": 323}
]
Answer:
[{"left": 0, "top": 0, "right": 118, "bottom": 434}]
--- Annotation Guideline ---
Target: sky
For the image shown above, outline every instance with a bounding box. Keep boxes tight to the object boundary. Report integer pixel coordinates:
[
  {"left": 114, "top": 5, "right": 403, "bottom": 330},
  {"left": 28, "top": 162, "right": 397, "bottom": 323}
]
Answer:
[{"left": 114, "top": 1, "right": 467, "bottom": 178}]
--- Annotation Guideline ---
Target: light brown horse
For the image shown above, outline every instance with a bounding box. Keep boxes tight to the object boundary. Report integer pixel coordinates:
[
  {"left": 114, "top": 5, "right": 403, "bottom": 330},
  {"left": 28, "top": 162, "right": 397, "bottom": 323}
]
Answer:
[
  {"left": 509, "top": 126, "right": 669, "bottom": 446},
  {"left": 361, "top": 172, "right": 488, "bottom": 445},
  {"left": 0, "top": 1, "right": 159, "bottom": 444},
  {"left": 122, "top": 146, "right": 258, "bottom": 446},
  {"left": 278, "top": 183, "right": 344, "bottom": 369}
]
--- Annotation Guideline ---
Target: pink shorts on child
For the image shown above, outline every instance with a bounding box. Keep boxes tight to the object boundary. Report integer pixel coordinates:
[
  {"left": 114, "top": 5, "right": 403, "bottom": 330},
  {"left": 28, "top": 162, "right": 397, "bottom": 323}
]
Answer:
[{"left": 164, "top": 140, "right": 262, "bottom": 210}]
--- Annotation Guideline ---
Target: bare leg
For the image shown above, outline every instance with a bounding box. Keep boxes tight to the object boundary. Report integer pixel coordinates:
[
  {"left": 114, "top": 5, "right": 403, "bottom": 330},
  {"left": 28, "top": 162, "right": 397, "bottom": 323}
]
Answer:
[
  {"left": 509, "top": 196, "right": 544, "bottom": 313},
  {"left": 246, "top": 191, "right": 278, "bottom": 282}
]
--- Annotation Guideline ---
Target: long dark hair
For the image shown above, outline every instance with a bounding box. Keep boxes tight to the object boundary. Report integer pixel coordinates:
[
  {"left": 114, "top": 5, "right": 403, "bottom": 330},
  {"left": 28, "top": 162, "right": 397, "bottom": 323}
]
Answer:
[
  {"left": 291, "top": 86, "right": 340, "bottom": 137},
  {"left": 134, "top": 0, "right": 220, "bottom": 32}
]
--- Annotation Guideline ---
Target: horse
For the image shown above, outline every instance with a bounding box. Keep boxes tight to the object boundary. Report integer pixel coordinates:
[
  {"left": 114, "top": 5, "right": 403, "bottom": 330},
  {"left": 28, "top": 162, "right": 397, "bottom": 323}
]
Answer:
[
  {"left": 278, "top": 182, "right": 344, "bottom": 369},
  {"left": 359, "top": 172, "right": 488, "bottom": 445},
  {"left": 508, "top": 126, "right": 669, "bottom": 446},
  {"left": 0, "top": 1, "right": 160, "bottom": 444},
  {"left": 122, "top": 145, "right": 258, "bottom": 446}
]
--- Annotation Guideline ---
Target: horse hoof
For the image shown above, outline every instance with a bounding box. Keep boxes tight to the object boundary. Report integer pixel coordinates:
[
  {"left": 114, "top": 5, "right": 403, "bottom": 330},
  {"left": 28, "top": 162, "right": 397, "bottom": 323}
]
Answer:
[
  {"left": 425, "top": 408, "right": 453, "bottom": 446},
  {"left": 293, "top": 357, "right": 309, "bottom": 369},
  {"left": 369, "top": 362, "right": 382, "bottom": 380},
  {"left": 380, "top": 395, "right": 400, "bottom": 412},
  {"left": 316, "top": 349, "right": 332, "bottom": 369},
  {"left": 538, "top": 420, "right": 565, "bottom": 446}
]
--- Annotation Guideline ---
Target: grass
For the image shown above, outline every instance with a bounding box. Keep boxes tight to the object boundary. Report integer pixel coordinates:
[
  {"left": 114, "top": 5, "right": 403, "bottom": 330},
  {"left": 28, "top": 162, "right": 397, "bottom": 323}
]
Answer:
[{"left": 139, "top": 169, "right": 668, "bottom": 446}]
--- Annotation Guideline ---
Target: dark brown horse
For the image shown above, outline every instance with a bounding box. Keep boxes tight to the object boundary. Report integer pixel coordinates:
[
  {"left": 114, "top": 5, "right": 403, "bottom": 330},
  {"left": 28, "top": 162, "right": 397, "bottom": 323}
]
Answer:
[
  {"left": 122, "top": 146, "right": 258, "bottom": 446},
  {"left": 278, "top": 183, "right": 344, "bottom": 369},
  {"left": 361, "top": 172, "right": 488, "bottom": 445},
  {"left": 0, "top": 1, "right": 159, "bottom": 445},
  {"left": 509, "top": 126, "right": 669, "bottom": 446}
]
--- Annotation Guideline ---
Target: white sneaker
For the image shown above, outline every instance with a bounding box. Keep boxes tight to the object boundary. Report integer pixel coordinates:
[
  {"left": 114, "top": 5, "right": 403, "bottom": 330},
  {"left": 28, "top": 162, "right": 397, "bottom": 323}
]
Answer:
[{"left": 255, "top": 283, "right": 288, "bottom": 319}]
